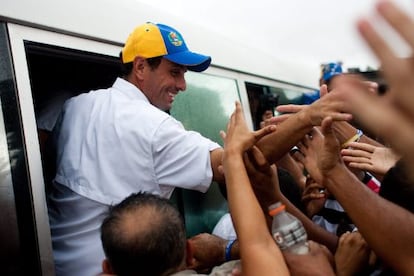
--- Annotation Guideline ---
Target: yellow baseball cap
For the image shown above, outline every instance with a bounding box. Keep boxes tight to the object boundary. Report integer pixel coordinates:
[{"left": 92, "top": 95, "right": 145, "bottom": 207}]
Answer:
[{"left": 122, "top": 22, "right": 211, "bottom": 72}]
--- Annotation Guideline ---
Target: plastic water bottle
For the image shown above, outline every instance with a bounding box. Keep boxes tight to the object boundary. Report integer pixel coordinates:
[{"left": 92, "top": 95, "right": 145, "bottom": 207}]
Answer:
[{"left": 268, "top": 201, "right": 309, "bottom": 254}]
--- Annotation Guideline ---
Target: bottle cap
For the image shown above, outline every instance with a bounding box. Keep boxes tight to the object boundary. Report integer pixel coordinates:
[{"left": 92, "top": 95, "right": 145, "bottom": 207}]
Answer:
[{"left": 268, "top": 202, "right": 286, "bottom": 216}]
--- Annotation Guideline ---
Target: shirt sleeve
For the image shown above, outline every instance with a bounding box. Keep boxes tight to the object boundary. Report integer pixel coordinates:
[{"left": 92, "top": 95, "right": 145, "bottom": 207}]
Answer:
[{"left": 152, "top": 116, "right": 221, "bottom": 194}]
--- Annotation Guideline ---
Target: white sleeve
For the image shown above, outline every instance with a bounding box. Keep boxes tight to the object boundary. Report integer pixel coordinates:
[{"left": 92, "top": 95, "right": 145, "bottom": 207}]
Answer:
[{"left": 152, "top": 117, "right": 221, "bottom": 193}]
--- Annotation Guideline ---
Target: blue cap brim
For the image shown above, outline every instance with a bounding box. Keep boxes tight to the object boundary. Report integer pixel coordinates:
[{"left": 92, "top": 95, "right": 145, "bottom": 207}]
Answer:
[{"left": 164, "top": 51, "right": 211, "bottom": 72}]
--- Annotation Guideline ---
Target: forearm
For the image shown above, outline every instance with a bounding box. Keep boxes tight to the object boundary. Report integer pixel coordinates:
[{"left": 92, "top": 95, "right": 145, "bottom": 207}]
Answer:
[
  {"left": 211, "top": 148, "right": 225, "bottom": 184},
  {"left": 332, "top": 121, "right": 382, "bottom": 148},
  {"left": 257, "top": 110, "right": 313, "bottom": 164},
  {"left": 359, "top": 134, "right": 382, "bottom": 147},
  {"left": 324, "top": 164, "right": 414, "bottom": 274},
  {"left": 249, "top": 170, "right": 281, "bottom": 230},
  {"left": 224, "top": 155, "right": 274, "bottom": 247}
]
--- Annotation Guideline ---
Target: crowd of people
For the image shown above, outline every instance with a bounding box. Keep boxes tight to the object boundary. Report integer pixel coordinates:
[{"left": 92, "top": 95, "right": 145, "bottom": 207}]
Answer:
[{"left": 45, "top": 0, "right": 414, "bottom": 275}]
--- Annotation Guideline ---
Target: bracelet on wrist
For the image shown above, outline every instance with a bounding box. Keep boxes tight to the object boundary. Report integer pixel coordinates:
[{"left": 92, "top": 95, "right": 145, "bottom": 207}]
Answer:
[
  {"left": 342, "top": 129, "right": 363, "bottom": 149},
  {"left": 225, "top": 239, "right": 236, "bottom": 262}
]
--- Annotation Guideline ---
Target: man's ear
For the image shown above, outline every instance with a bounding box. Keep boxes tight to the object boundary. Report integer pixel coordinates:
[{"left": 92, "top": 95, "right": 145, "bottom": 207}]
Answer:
[
  {"left": 133, "top": 56, "right": 146, "bottom": 80},
  {"left": 186, "top": 239, "right": 195, "bottom": 267},
  {"left": 102, "top": 258, "right": 114, "bottom": 274}
]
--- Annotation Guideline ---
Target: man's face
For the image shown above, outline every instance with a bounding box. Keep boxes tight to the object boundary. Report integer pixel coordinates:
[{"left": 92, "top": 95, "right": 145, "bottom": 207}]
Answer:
[
  {"left": 143, "top": 58, "right": 187, "bottom": 111},
  {"left": 302, "top": 176, "right": 328, "bottom": 218}
]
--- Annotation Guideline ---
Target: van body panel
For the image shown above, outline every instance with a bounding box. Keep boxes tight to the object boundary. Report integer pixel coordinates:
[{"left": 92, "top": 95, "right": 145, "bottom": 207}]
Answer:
[
  {"left": 0, "top": 5, "right": 317, "bottom": 274},
  {"left": 2, "top": 0, "right": 317, "bottom": 87}
]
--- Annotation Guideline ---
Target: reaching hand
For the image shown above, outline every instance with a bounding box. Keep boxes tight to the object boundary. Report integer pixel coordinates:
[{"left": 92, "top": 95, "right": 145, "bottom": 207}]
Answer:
[
  {"left": 337, "top": 0, "right": 414, "bottom": 177},
  {"left": 283, "top": 240, "right": 335, "bottom": 276},
  {"left": 335, "top": 232, "right": 371, "bottom": 276},
  {"left": 294, "top": 127, "right": 324, "bottom": 184},
  {"left": 276, "top": 84, "right": 352, "bottom": 127},
  {"left": 220, "top": 101, "right": 275, "bottom": 156},
  {"left": 357, "top": 1, "right": 414, "bottom": 121},
  {"left": 317, "top": 117, "right": 345, "bottom": 177},
  {"left": 341, "top": 142, "right": 400, "bottom": 177},
  {"left": 187, "top": 233, "right": 227, "bottom": 272}
]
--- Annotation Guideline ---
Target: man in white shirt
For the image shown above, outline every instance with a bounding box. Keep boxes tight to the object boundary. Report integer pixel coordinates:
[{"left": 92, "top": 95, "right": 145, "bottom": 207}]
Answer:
[{"left": 48, "top": 22, "right": 224, "bottom": 276}]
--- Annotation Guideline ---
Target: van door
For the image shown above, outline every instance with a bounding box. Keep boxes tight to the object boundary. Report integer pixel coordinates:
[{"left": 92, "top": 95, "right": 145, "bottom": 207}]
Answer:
[
  {"left": 0, "top": 22, "right": 48, "bottom": 276},
  {"left": 4, "top": 22, "right": 121, "bottom": 275}
]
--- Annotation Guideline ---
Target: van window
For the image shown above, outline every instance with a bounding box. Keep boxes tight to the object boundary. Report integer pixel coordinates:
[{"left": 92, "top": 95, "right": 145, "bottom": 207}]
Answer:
[
  {"left": 246, "top": 82, "right": 305, "bottom": 130},
  {"left": 171, "top": 72, "right": 240, "bottom": 236}
]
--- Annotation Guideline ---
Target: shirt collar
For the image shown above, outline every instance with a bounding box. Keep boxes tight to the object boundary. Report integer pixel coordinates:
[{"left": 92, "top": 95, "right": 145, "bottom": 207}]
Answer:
[{"left": 112, "top": 77, "right": 149, "bottom": 103}]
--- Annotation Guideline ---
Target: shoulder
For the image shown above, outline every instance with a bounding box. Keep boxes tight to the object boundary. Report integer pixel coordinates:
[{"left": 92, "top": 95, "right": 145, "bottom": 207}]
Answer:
[
  {"left": 64, "top": 88, "right": 108, "bottom": 107},
  {"left": 169, "top": 269, "right": 206, "bottom": 276},
  {"left": 209, "top": 260, "right": 241, "bottom": 276}
]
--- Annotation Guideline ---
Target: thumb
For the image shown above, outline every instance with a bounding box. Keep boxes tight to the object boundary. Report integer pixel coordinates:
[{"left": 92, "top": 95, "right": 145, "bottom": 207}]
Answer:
[
  {"left": 319, "top": 84, "right": 328, "bottom": 98},
  {"left": 320, "top": 84, "right": 328, "bottom": 97},
  {"left": 320, "top": 117, "right": 334, "bottom": 138},
  {"left": 219, "top": 130, "right": 226, "bottom": 141},
  {"left": 321, "top": 116, "right": 340, "bottom": 152}
]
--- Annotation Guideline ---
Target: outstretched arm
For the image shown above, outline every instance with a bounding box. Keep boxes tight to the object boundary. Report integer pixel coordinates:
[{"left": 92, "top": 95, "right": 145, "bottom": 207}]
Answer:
[
  {"left": 220, "top": 101, "right": 289, "bottom": 276},
  {"left": 317, "top": 116, "right": 414, "bottom": 275},
  {"left": 246, "top": 144, "right": 338, "bottom": 253},
  {"left": 256, "top": 85, "right": 352, "bottom": 164}
]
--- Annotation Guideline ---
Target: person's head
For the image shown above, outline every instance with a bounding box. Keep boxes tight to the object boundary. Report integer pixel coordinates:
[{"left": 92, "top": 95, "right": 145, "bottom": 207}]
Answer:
[
  {"left": 320, "top": 62, "right": 343, "bottom": 90},
  {"left": 120, "top": 22, "right": 211, "bottom": 111},
  {"left": 259, "top": 109, "right": 274, "bottom": 129},
  {"left": 302, "top": 175, "right": 328, "bottom": 218},
  {"left": 101, "top": 192, "right": 188, "bottom": 276},
  {"left": 380, "top": 158, "right": 414, "bottom": 214}
]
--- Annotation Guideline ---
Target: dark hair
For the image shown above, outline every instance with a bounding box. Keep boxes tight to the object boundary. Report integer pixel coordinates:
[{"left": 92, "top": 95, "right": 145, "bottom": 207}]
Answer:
[
  {"left": 119, "top": 51, "right": 163, "bottom": 76},
  {"left": 101, "top": 192, "right": 186, "bottom": 276},
  {"left": 380, "top": 158, "right": 414, "bottom": 213}
]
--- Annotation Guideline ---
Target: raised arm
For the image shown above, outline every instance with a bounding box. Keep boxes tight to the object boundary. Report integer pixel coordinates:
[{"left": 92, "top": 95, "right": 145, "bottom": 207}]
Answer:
[
  {"left": 256, "top": 85, "right": 352, "bottom": 164},
  {"left": 246, "top": 143, "right": 339, "bottom": 253},
  {"left": 220, "top": 101, "right": 289, "bottom": 276},
  {"left": 317, "top": 116, "right": 414, "bottom": 275}
]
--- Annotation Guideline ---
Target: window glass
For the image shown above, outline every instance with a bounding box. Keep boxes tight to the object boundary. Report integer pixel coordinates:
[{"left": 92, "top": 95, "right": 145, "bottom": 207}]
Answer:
[
  {"left": 170, "top": 72, "right": 240, "bottom": 236},
  {"left": 270, "top": 87, "right": 304, "bottom": 105},
  {"left": 171, "top": 71, "right": 240, "bottom": 146},
  {"left": 247, "top": 81, "right": 307, "bottom": 130}
]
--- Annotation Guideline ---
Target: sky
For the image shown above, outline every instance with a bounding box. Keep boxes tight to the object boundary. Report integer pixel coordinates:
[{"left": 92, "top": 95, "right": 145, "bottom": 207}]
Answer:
[{"left": 135, "top": 0, "right": 414, "bottom": 72}]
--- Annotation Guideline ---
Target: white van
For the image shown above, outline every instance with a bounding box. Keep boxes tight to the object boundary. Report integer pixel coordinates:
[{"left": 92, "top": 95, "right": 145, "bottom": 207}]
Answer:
[{"left": 0, "top": 1, "right": 315, "bottom": 275}]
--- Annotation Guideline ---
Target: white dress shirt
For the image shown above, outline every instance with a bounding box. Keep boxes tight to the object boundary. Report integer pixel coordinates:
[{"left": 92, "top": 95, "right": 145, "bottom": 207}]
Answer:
[{"left": 49, "top": 77, "right": 221, "bottom": 276}]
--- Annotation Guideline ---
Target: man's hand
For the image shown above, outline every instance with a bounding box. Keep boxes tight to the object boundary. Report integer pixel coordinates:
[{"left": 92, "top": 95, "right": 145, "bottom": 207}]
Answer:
[
  {"left": 335, "top": 231, "right": 371, "bottom": 276},
  {"left": 294, "top": 127, "right": 324, "bottom": 184},
  {"left": 220, "top": 101, "right": 275, "bottom": 157},
  {"left": 318, "top": 117, "right": 345, "bottom": 177},
  {"left": 283, "top": 240, "right": 335, "bottom": 276},
  {"left": 341, "top": 142, "right": 400, "bottom": 177},
  {"left": 187, "top": 233, "right": 227, "bottom": 272}
]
